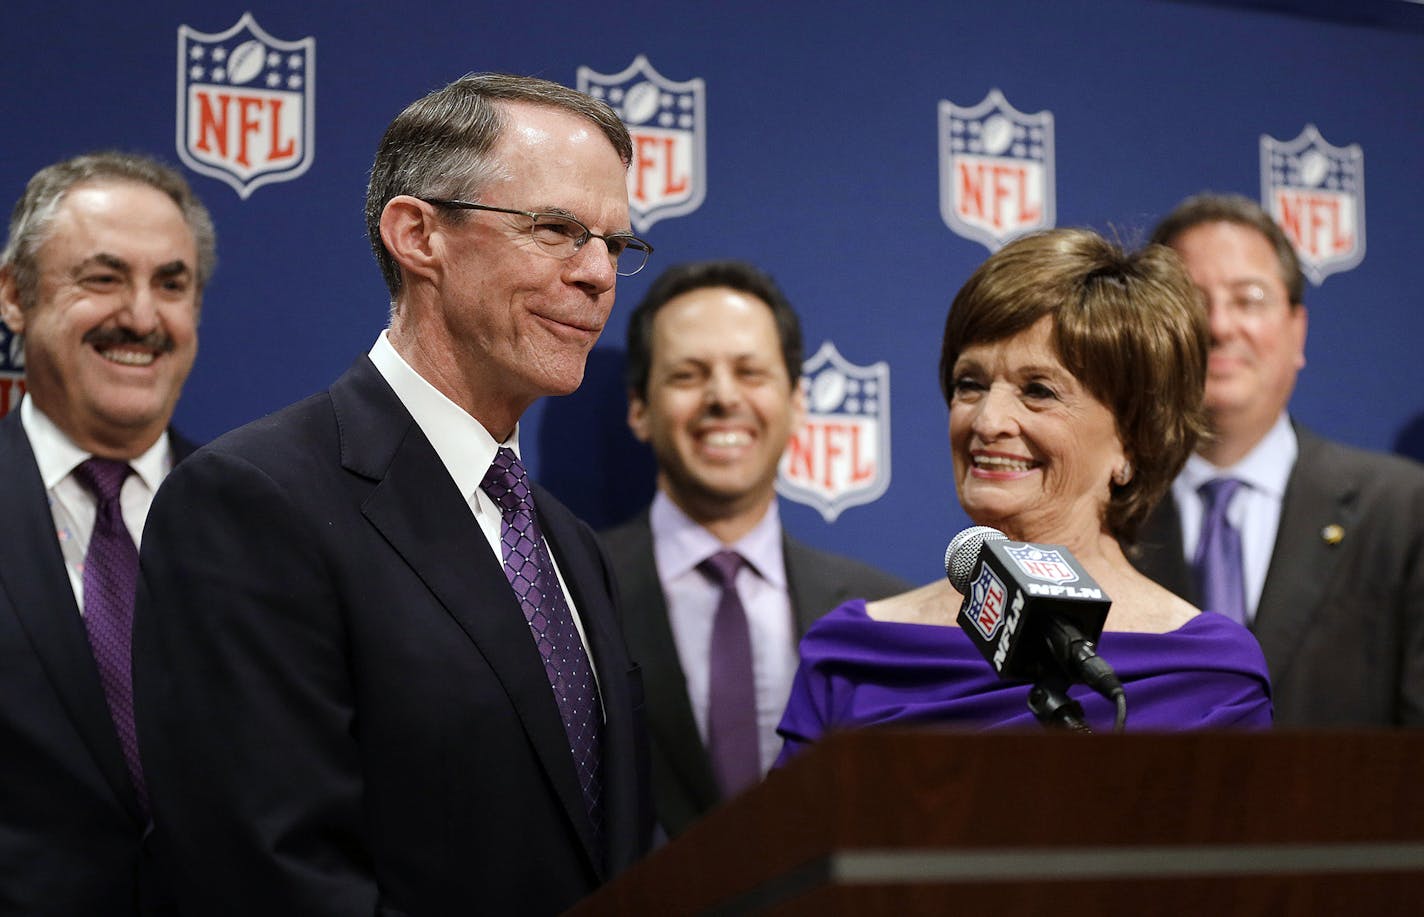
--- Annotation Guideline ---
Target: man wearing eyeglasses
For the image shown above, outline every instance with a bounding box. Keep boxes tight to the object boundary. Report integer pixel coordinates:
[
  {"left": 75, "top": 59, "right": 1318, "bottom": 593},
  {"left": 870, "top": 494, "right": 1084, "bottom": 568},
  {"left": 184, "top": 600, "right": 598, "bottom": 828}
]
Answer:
[
  {"left": 133, "top": 73, "right": 653, "bottom": 916},
  {"left": 1131, "top": 192, "right": 1424, "bottom": 726}
]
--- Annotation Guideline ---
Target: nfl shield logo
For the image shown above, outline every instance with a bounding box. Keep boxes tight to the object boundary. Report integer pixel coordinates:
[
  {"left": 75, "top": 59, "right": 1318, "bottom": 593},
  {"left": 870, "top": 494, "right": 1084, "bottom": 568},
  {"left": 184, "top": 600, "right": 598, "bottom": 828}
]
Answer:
[
  {"left": 777, "top": 341, "right": 891, "bottom": 523},
  {"left": 577, "top": 55, "right": 705, "bottom": 233},
  {"left": 1260, "top": 124, "right": 1365, "bottom": 285},
  {"left": 1004, "top": 544, "right": 1078, "bottom": 585},
  {"left": 0, "top": 321, "right": 24, "bottom": 419},
  {"left": 176, "top": 13, "right": 315, "bottom": 199},
  {"left": 939, "top": 89, "right": 1055, "bottom": 252},
  {"left": 966, "top": 563, "right": 1008, "bottom": 641}
]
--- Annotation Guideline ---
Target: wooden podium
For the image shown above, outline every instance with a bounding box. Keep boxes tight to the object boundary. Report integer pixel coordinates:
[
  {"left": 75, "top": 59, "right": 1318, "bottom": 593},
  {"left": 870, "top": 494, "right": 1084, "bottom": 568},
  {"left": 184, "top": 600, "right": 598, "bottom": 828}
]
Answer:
[{"left": 568, "top": 729, "right": 1424, "bottom": 915}]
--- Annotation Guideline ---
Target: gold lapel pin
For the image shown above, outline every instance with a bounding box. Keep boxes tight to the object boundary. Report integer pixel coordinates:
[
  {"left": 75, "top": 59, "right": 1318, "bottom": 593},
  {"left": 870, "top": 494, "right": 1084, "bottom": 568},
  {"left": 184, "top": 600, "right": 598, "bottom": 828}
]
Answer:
[{"left": 1321, "top": 524, "right": 1345, "bottom": 545}]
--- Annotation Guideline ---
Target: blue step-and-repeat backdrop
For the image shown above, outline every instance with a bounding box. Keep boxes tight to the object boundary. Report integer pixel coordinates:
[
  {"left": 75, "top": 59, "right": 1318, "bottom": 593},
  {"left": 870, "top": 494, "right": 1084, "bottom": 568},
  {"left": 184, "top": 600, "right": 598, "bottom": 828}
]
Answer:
[{"left": 4, "top": 0, "right": 1422, "bottom": 584}]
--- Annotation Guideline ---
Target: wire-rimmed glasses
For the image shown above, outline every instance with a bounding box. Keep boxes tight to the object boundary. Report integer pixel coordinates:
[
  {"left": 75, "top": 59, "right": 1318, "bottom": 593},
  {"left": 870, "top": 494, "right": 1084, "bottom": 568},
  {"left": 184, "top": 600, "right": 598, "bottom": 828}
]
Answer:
[{"left": 419, "top": 198, "right": 653, "bottom": 276}]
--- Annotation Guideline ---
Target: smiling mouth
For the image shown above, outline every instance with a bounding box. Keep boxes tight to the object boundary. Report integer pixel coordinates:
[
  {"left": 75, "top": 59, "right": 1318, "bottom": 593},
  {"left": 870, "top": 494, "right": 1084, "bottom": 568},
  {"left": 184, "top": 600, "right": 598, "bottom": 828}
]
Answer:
[
  {"left": 703, "top": 430, "right": 752, "bottom": 449},
  {"left": 94, "top": 345, "right": 159, "bottom": 367},
  {"left": 973, "top": 454, "right": 1037, "bottom": 472},
  {"left": 535, "top": 310, "right": 603, "bottom": 336}
]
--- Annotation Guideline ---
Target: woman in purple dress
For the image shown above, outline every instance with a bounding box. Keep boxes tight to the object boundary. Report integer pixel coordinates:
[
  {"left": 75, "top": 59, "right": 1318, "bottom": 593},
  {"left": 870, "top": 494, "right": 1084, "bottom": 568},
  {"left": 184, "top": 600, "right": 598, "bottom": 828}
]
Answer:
[{"left": 777, "top": 229, "right": 1271, "bottom": 761}]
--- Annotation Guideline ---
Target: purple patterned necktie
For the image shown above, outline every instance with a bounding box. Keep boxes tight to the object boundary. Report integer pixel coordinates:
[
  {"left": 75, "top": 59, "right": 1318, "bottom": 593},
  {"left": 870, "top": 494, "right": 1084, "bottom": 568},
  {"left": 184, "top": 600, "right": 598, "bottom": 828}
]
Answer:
[
  {"left": 73, "top": 457, "right": 147, "bottom": 810},
  {"left": 699, "top": 550, "right": 761, "bottom": 798},
  {"left": 1194, "top": 477, "right": 1248, "bottom": 624},
  {"left": 480, "top": 447, "right": 603, "bottom": 838}
]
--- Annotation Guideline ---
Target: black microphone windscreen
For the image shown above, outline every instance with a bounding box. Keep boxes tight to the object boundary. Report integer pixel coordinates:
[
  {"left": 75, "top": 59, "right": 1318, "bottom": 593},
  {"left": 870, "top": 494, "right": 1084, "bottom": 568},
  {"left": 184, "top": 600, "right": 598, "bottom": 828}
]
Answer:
[{"left": 944, "top": 525, "right": 1009, "bottom": 592}]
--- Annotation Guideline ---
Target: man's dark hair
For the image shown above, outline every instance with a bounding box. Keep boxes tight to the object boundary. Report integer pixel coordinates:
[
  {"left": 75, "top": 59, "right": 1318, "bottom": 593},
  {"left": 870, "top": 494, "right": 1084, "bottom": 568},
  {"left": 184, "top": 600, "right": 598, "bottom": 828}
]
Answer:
[
  {"left": 624, "top": 260, "right": 803, "bottom": 399},
  {"left": 1150, "top": 192, "right": 1305, "bottom": 306}
]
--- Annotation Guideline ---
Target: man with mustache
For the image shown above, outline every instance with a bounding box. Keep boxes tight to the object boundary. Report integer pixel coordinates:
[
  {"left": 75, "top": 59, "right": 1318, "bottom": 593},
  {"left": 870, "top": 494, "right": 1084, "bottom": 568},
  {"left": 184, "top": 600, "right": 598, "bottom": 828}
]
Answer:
[
  {"left": 0, "top": 151, "right": 214, "bottom": 915},
  {"left": 132, "top": 74, "right": 653, "bottom": 916},
  {"left": 1132, "top": 192, "right": 1424, "bottom": 726},
  {"left": 601, "top": 261, "right": 908, "bottom": 838}
]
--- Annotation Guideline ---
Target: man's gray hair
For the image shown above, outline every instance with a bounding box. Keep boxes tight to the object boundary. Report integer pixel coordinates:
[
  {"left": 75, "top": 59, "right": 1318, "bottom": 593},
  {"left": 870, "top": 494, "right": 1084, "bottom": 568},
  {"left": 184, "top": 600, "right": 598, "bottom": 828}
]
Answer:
[
  {"left": 1, "top": 151, "right": 217, "bottom": 310},
  {"left": 365, "top": 72, "right": 633, "bottom": 300}
]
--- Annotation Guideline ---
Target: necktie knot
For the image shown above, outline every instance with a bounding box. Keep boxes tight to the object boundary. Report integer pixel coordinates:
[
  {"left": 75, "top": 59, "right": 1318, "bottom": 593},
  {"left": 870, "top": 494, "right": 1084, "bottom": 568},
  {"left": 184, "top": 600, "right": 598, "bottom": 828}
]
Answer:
[
  {"left": 1199, "top": 477, "right": 1244, "bottom": 514},
  {"left": 699, "top": 550, "right": 744, "bottom": 589},
  {"left": 480, "top": 447, "right": 530, "bottom": 515},
  {"left": 74, "top": 457, "right": 132, "bottom": 505}
]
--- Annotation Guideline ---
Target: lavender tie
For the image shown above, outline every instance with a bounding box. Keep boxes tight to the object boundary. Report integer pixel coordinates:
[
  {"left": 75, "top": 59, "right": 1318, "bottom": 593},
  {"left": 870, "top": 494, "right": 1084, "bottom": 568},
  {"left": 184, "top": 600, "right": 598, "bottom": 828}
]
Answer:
[
  {"left": 73, "top": 457, "right": 147, "bottom": 810},
  {"left": 699, "top": 551, "right": 761, "bottom": 798},
  {"left": 1194, "top": 477, "right": 1248, "bottom": 624},
  {"left": 480, "top": 448, "right": 603, "bottom": 837}
]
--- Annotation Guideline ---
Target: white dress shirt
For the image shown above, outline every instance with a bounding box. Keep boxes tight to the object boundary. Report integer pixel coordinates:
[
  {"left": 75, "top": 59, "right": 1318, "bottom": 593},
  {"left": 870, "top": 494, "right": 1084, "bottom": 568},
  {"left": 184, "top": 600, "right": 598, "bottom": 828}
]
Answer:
[
  {"left": 20, "top": 394, "right": 172, "bottom": 613},
  {"left": 649, "top": 490, "right": 798, "bottom": 776},
  {"left": 1172, "top": 412, "right": 1298, "bottom": 624}
]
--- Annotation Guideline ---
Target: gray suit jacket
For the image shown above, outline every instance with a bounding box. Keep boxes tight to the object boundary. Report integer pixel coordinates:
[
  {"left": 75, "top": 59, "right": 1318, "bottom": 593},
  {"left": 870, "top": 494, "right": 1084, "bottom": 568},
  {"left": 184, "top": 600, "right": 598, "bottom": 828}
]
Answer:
[
  {"left": 1132, "top": 424, "right": 1424, "bottom": 726},
  {"left": 600, "top": 508, "right": 909, "bottom": 837}
]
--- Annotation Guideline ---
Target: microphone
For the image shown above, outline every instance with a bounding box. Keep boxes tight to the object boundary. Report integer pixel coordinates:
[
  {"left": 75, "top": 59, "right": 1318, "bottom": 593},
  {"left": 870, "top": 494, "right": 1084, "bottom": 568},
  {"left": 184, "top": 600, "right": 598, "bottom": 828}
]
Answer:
[{"left": 945, "top": 526, "right": 1126, "bottom": 730}]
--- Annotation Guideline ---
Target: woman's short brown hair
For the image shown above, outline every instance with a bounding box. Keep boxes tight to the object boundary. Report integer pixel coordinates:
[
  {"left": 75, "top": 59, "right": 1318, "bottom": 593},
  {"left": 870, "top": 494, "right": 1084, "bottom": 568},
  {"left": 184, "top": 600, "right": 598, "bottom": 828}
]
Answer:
[{"left": 938, "top": 228, "right": 1209, "bottom": 543}]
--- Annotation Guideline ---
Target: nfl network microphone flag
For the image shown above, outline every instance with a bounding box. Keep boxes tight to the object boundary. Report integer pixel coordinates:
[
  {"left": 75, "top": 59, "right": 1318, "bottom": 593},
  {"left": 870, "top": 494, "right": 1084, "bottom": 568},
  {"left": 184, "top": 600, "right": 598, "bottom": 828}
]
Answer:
[{"left": 953, "top": 534, "right": 1111, "bottom": 681}]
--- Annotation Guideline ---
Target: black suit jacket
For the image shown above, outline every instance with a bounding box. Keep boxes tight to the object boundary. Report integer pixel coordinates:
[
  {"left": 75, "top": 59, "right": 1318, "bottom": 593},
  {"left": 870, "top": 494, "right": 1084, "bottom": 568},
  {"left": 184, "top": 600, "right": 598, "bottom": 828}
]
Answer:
[
  {"left": 599, "top": 509, "right": 909, "bottom": 837},
  {"left": 1133, "top": 424, "right": 1424, "bottom": 726},
  {"left": 132, "top": 357, "right": 650, "bottom": 917},
  {"left": 0, "top": 409, "right": 193, "bottom": 917}
]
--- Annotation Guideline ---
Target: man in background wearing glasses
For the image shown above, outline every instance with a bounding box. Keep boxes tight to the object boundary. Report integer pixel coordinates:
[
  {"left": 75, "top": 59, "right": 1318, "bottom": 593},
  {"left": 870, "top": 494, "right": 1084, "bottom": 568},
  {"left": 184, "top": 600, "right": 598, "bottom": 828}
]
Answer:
[
  {"left": 133, "top": 73, "right": 653, "bottom": 916},
  {"left": 1131, "top": 192, "right": 1424, "bottom": 727}
]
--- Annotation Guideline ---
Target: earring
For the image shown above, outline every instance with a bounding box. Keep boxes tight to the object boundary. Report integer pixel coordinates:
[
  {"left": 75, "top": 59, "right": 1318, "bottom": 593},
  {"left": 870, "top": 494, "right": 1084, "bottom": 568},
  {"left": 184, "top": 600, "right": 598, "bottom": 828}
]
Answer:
[{"left": 1113, "top": 462, "right": 1133, "bottom": 486}]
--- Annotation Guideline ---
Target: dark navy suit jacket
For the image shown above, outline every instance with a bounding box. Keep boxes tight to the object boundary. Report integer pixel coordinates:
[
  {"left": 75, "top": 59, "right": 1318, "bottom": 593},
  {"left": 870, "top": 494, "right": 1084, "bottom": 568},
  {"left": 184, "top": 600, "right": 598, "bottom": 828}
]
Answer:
[
  {"left": 133, "top": 357, "right": 650, "bottom": 917},
  {"left": 0, "top": 408, "right": 193, "bottom": 916}
]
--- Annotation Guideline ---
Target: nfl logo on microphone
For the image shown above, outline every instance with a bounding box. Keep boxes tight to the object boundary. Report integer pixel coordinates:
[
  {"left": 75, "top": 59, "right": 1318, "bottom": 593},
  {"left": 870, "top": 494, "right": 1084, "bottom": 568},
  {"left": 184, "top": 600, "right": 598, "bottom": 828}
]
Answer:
[
  {"left": 1005, "top": 544, "right": 1078, "bottom": 586},
  {"left": 966, "top": 563, "right": 1008, "bottom": 641},
  {"left": 939, "top": 88, "right": 1055, "bottom": 252},
  {"left": 1260, "top": 124, "right": 1365, "bottom": 285},
  {"left": 176, "top": 13, "right": 315, "bottom": 199},
  {"left": 777, "top": 342, "right": 891, "bottom": 523},
  {"left": 577, "top": 55, "right": 706, "bottom": 233}
]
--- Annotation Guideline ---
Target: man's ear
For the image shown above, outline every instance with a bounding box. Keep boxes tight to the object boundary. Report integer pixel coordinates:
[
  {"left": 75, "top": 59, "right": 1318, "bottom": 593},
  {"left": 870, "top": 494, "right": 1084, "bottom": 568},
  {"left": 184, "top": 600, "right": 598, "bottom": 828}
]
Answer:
[
  {"left": 1292, "top": 304, "right": 1309, "bottom": 371},
  {"left": 627, "top": 391, "right": 651, "bottom": 442},
  {"left": 789, "top": 376, "right": 809, "bottom": 436},
  {"left": 0, "top": 266, "right": 26, "bottom": 334},
  {"left": 379, "top": 196, "right": 442, "bottom": 287}
]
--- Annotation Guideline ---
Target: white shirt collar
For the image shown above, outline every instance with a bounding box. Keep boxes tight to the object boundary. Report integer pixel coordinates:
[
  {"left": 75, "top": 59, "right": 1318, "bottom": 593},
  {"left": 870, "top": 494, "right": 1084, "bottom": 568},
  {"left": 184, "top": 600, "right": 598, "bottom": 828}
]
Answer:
[
  {"left": 649, "top": 490, "right": 786, "bottom": 587},
  {"left": 1179, "top": 412, "right": 1297, "bottom": 499},
  {"left": 19, "top": 393, "right": 172, "bottom": 490},
  {"left": 368, "top": 330, "right": 515, "bottom": 503}
]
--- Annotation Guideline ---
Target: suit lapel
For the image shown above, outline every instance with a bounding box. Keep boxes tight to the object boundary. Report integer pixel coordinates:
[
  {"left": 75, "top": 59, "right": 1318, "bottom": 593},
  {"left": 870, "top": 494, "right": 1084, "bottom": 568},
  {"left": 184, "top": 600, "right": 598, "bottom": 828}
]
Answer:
[
  {"left": 536, "top": 489, "right": 639, "bottom": 873},
  {"left": 1253, "top": 429, "right": 1357, "bottom": 681},
  {"left": 0, "top": 413, "right": 142, "bottom": 820},
  {"left": 607, "top": 515, "right": 720, "bottom": 815},
  {"left": 784, "top": 535, "right": 847, "bottom": 636},
  {"left": 1131, "top": 496, "right": 1197, "bottom": 604},
  {"left": 328, "top": 359, "right": 599, "bottom": 868}
]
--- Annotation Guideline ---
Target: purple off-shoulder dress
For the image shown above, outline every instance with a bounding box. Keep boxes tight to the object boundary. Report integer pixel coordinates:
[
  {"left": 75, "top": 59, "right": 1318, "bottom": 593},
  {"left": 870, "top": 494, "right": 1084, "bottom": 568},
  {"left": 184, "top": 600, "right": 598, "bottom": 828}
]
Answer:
[{"left": 775, "top": 599, "right": 1272, "bottom": 764}]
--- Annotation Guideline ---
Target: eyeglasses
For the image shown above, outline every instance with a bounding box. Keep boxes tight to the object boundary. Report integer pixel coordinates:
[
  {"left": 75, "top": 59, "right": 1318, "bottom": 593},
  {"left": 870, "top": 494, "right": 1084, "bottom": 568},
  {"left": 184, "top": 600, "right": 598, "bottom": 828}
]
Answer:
[{"left": 419, "top": 198, "right": 654, "bottom": 276}]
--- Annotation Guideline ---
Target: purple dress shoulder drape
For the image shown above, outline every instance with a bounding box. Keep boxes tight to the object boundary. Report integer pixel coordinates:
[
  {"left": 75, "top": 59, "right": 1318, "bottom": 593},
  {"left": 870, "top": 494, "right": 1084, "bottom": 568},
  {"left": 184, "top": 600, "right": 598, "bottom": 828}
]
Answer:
[{"left": 776, "top": 600, "right": 1272, "bottom": 765}]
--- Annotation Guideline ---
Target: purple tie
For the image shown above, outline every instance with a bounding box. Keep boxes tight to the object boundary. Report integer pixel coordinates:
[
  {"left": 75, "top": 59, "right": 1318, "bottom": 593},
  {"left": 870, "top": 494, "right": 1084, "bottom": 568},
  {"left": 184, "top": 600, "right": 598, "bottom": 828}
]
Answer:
[
  {"left": 699, "top": 550, "right": 761, "bottom": 798},
  {"left": 72, "top": 457, "right": 147, "bottom": 810},
  {"left": 480, "top": 447, "right": 603, "bottom": 837},
  {"left": 1194, "top": 477, "right": 1248, "bottom": 624}
]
